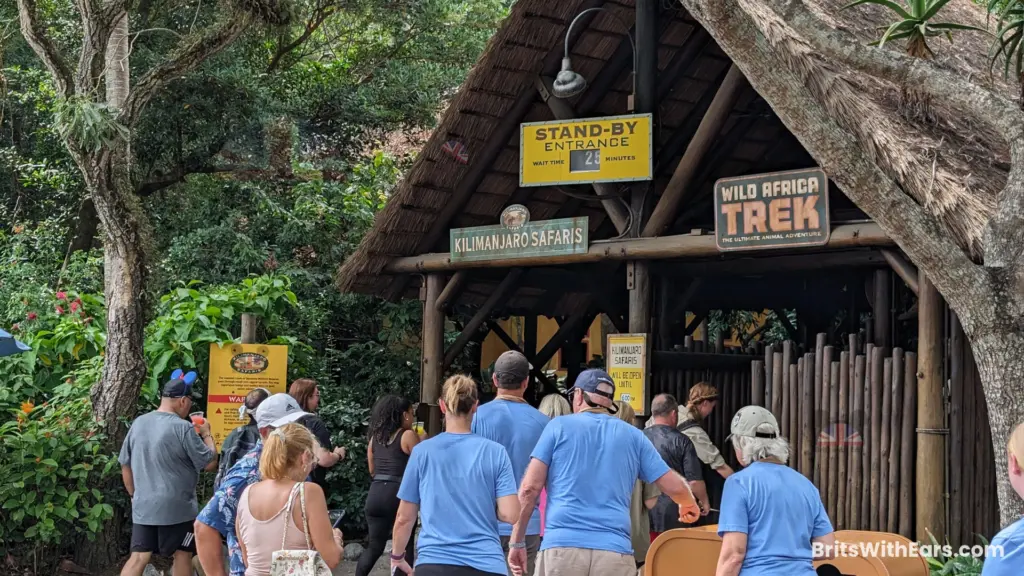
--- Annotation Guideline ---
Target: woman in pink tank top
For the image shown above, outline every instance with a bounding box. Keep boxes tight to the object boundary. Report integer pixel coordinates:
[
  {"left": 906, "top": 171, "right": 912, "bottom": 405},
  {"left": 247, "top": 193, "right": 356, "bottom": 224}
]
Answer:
[{"left": 235, "top": 423, "right": 345, "bottom": 576}]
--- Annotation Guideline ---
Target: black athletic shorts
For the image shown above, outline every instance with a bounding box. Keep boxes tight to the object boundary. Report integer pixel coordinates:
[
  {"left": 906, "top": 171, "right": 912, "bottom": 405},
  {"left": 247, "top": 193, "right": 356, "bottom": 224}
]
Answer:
[
  {"left": 130, "top": 521, "right": 197, "bottom": 556},
  {"left": 414, "top": 565, "right": 504, "bottom": 576}
]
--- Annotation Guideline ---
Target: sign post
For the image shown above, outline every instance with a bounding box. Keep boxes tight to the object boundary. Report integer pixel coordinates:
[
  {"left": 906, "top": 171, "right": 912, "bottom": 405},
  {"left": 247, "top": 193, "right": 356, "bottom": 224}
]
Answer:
[
  {"left": 520, "top": 114, "right": 653, "bottom": 187},
  {"left": 207, "top": 343, "right": 289, "bottom": 450},
  {"left": 606, "top": 333, "right": 649, "bottom": 416},
  {"left": 714, "top": 167, "right": 830, "bottom": 251}
]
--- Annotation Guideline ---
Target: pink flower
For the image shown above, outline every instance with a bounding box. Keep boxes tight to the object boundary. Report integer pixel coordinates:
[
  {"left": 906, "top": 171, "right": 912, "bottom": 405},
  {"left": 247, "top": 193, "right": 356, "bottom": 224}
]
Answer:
[
  {"left": 56, "top": 292, "right": 67, "bottom": 300},
  {"left": 55, "top": 306, "right": 64, "bottom": 315},
  {"left": 70, "top": 301, "right": 80, "bottom": 312},
  {"left": 26, "top": 312, "right": 37, "bottom": 321}
]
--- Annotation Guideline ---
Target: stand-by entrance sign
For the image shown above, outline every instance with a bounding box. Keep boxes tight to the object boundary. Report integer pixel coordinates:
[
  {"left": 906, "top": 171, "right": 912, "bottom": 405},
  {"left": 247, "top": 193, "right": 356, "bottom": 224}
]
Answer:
[
  {"left": 607, "top": 333, "right": 649, "bottom": 416},
  {"left": 520, "top": 113, "right": 653, "bottom": 187},
  {"left": 207, "top": 343, "right": 288, "bottom": 450},
  {"left": 714, "top": 167, "right": 830, "bottom": 251}
]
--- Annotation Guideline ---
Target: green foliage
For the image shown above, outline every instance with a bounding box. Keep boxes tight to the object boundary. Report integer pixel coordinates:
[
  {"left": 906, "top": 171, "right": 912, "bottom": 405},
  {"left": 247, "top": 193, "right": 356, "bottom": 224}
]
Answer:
[
  {"left": 924, "top": 531, "right": 987, "bottom": 575},
  {"left": 843, "top": 0, "right": 983, "bottom": 56},
  {"left": 987, "top": 0, "right": 1024, "bottom": 80},
  {"left": 0, "top": 380, "right": 116, "bottom": 552},
  {"left": 52, "top": 96, "right": 129, "bottom": 153}
]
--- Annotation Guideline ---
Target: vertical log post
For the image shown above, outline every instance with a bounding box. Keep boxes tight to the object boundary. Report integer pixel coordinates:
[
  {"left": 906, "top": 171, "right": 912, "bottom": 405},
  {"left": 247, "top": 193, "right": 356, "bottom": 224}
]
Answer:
[
  {"left": 888, "top": 348, "right": 905, "bottom": 533},
  {"left": 879, "top": 356, "right": 893, "bottom": 529},
  {"left": 837, "top": 351, "right": 850, "bottom": 530},
  {"left": 900, "top": 352, "right": 918, "bottom": 538},
  {"left": 873, "top": 269, "right": 891, "bottom": 350},
  {"left": 241, "top": 313, "right": 258, "bottom": 344},
  {"left": 851, "top": 354, "right": 866, "bottom": 530},
  {"left": 917, "top": 275, "right": 946, "bottom": 542},
  {"left": 421, "top": 275, "right": 445, "bottom": 437},
  {"left": 870, "top": 346, "right": 884, "bottom": 531},
  {"left": 764, "top": 344, "right": 775, "bottom": 409},
  {"left": 771, "top": 350, "right": 784, "bottom": 419},
  {"left": 801, "top": 354, "right": 813, "bottom": 477},
  {"left": 752, "top": 361, "right": 765, "bottom": 410},
  {"left": 814, "top": 334, "right": 825, "bottom": 488},
  {"left": 949, "top": 315, "right": 964, "bottom": 545}
]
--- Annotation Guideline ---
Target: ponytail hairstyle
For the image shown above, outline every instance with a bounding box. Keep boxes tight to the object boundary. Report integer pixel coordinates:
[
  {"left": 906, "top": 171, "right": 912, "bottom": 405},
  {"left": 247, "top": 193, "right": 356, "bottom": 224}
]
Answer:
[
  {"left": 686, "top": 382, "right": 719, "bottom": 421},
  {"left": 259, "top": 423, "right": 316, "bottom": 480},
  {"left": 368, "top": 395, "right": 412, "bottom": 446},
  {"left": 441, "top": 375, "right": 478, "bottom": 417},
  {"left": 614, "top": 400, "right": 636, "bottom": 423}
]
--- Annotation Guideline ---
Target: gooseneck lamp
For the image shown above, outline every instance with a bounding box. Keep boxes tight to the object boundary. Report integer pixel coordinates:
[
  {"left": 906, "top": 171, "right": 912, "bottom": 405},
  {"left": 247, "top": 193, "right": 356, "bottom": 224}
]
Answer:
[{"left": 552, "top": 7, "right": 637, "bottom": 99}]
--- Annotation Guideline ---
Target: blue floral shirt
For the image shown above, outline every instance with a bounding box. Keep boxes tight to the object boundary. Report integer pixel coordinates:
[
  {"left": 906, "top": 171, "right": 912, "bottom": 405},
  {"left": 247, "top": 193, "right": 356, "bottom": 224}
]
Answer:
[{"left": 197, "top": 443, "right": 263, "bottom": 576}]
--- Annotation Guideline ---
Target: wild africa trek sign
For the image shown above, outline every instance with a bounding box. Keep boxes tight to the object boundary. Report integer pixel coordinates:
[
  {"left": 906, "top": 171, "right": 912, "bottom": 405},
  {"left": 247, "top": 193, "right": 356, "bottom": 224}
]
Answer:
[{"left": 450, "top": 205, "right": 589, "bottom": 263}]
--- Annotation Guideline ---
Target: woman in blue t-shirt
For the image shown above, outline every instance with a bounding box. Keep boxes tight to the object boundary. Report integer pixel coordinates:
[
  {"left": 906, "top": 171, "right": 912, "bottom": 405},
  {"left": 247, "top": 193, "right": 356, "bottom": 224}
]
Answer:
[
  {"left": 982, "top": 421, "right": 1024, "bottom": 576},
  {"left": 716, "top": 406, "right": 836, "bottom": 576},
  {"left": 390, "top": 375, "right": 521, "bottom": 576}
]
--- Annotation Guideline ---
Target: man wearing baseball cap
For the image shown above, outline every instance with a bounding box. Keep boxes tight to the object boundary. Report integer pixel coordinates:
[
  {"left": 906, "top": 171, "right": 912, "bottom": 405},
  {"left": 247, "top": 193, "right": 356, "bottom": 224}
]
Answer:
[
  {"left": 472, "top": 351, "right": 550, "bottom": 576},
  {"left": 119, "top": 373, "right": 217, "bottom": 576},
  {"left": 194, "top": 393, "right": 311, "bottom": 576},
  {"left": 507, "top": 369, "right": 701, "bottom": 576},
  {"left": 716, "top": 406, "right": 835, "bottom": 576}
]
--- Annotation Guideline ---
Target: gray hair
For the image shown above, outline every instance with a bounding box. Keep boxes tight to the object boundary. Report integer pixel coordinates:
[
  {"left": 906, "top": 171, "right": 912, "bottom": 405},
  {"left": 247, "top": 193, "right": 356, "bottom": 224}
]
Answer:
[{"left": 732, "top": 435, "right": 791, "bottom": 466}]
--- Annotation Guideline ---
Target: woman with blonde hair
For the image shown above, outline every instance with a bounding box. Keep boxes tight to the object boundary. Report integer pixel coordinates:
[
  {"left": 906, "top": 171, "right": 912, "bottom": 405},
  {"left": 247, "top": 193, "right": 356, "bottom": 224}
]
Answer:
[
  {"left": 234, "top": 423, "right": 344, "bottom": 576},
  {"left": 615, "top": 401, "right": 661, "bottom": 571},
  {"left": 391, "top": 375, "right": 520, "bottom": 576},
  {"left": 981, "top": 421, "right": 1024, "bottom": 575},
  {"left": 677, "top": 382, "right": 733, "bottom": 480}
]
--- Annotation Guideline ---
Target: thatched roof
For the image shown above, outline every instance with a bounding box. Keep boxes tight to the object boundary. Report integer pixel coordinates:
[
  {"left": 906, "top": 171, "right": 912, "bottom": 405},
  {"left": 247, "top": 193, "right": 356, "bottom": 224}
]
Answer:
[{"left": 336, "top": 0, "right": 1008, "bottom": 316}]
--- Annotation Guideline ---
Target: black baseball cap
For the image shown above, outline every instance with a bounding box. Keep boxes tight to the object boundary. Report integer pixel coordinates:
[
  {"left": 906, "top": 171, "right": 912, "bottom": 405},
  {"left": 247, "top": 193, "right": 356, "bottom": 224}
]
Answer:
[
  {"left": 494, "top": 350, "right": 532, "bottom": 385},
  {"left": 162, "top": 371, "right": 199, "bottom": 399}
]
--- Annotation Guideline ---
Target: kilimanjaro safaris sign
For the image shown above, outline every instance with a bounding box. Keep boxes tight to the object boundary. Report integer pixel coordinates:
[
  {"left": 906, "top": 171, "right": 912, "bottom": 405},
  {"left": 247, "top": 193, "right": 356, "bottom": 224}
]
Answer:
[
  {"left": 713, "top": 167, "right": 830, "bottom": 252},
  {"left": 519, "top": 114, "right": 653, "bottom": 187},
  {"left": 450, "top": 205, "right": 589, "bottom": 263}
]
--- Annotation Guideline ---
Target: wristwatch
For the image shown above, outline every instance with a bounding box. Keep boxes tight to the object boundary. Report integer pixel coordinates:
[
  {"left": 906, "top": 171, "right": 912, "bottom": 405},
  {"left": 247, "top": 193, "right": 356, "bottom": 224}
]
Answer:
[{"left": 509, "top": 541, "right": 527, "bottom": 549}]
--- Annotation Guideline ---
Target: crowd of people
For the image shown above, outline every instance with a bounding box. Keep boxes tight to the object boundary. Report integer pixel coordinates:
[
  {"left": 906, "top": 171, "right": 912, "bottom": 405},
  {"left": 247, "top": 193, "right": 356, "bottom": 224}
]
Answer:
[{"left": 117, "top": 353, "right": 1024, "bottom": 576}]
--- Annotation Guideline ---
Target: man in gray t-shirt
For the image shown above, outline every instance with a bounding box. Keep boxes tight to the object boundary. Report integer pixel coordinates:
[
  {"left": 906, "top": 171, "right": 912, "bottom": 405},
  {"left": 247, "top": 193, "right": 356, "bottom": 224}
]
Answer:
[{"left": 119, "top": 372, "right": 216, "bottom": 576}]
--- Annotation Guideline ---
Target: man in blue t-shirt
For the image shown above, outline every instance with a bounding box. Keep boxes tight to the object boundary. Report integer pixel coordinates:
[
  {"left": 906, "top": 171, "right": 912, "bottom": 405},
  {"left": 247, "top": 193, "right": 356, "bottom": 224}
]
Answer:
[
  {"left": 507, "top": 369, "right": 701, "bottom": 576},
  {"left": 716, "top": 406, "right": 835, "bottom": 576},
  {"left": 472, "top": 350, "right": 550, "bottom": 576}
]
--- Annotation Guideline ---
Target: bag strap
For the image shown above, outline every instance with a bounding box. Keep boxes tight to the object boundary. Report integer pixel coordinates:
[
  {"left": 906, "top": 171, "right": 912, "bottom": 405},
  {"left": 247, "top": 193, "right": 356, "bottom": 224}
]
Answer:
[
  {"left": 298, "top": 482, "right": 313, "bottom": 549},
  {"left": 281, "top": 482, "right": 304, "bottom": 550}
]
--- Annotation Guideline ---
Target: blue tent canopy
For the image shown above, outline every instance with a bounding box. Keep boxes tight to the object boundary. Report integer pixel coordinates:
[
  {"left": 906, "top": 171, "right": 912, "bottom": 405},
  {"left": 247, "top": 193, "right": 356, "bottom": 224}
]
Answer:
[{"left": 0, "top": 328, "right": 31, "bottom": 357}]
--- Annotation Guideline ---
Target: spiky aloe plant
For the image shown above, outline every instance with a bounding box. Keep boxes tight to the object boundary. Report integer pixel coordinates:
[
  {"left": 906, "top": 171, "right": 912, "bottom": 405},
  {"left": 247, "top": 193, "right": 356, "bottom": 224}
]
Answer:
[
  {"left": 843, "top": 0, "right": 983, "bottom": 120},
  {"left": 988, "top": 0, "right": 1024, "bottom": 105}
]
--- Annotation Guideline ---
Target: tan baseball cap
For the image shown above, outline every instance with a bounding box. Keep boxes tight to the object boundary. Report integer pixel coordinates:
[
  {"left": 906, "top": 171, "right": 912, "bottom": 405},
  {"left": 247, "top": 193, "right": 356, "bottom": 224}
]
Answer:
[{"left": 728, "top": 405, "right": 781, "bottom": 440}]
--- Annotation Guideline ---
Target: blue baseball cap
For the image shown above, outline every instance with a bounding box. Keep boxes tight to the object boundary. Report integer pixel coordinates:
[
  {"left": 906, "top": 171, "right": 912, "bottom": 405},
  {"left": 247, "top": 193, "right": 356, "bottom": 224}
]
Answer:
[{"left": 567, "top": 369, "right": 618, "bottom": 413}]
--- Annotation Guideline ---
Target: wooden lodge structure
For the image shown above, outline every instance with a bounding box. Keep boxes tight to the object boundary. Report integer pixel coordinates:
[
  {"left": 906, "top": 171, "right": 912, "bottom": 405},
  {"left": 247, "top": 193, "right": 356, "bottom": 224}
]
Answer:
[{"left": 337, "top": 0, "right": 1000, "bottom": 546}]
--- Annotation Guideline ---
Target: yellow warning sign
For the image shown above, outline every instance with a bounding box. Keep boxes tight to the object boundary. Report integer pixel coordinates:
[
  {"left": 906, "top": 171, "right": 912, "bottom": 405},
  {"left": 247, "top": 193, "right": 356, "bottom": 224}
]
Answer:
[
  {"left": 207, "top": 343, "right": 289, "bottom": 450},
  {"left": 606, "top": 333, "right": 649, "bottom": 416},
  {"left": 520, "top": 114, "right": 653, "bottom": 187}
]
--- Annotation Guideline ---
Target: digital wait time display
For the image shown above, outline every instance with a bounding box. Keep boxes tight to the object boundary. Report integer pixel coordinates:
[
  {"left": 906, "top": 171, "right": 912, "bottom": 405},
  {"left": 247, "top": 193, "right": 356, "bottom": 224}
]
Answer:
[{"left": 520, "top": 114, "right": 653, "bottom": 186}]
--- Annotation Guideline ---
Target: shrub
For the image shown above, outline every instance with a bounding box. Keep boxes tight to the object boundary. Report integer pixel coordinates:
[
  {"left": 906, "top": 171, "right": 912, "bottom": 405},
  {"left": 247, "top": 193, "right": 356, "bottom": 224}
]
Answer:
[{"left": 0, "top": 379, "right": 116, "bottom": 553}]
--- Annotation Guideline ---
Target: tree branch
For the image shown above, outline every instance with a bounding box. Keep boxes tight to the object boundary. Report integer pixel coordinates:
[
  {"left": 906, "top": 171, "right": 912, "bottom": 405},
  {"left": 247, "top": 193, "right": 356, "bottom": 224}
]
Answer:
[
  {"left": 121, "top": 12, "right": 254, "bottom": 126},
  {"left": 266, "top": 6, "right": 335, "bottom": 72},
  {"left": 752, "top": 0, "right": 1024, "bottom": 269},
  {"left": 679, "top": 0, "right": 983, "bottom": 316},
  {"left": 16, "top": 0, "right": 76, "bottom": 97}
]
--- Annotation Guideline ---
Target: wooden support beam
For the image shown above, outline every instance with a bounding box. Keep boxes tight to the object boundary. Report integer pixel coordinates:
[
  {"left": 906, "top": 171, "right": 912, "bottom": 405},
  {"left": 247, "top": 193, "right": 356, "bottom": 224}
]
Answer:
[
  {"left": 535, "top": 300, "right": 595, "bottom": 368},
  {"left": 653, "top": 65, "right": 731, "bottom": 172},
  {"left": 385, "top": 223, "right": 893, "bottom": 273},
  {"left": 881, "top": 249, "right": 919, "bottom": 295},
  {"left": 486, "top": 320, "right": 554, "bottom": 389},
  {"left": 383, "top": 0, "right": 609, "bottom": 301},
  {"left": 435, "top": 271, "right": 468, "bottom": 311},
  {"left": 643, "top": 65, "right": 748, "bottom": 238},
  {"left": 536, "top": 75, "right": 630, "bottom": 234},
  {"left": 773, "top": 309, "right": 799, "bottom": 341},
  {"left": 873, "top": 269, "right": 891, "bottom": 350},
  {"left": 420, "top": 275, "right": 445, "bottom": 436},
  {"left": 442, "top": 269, "right": 523, "bottom": 368},
  {"left": 241, "top": 314, "right": 258, "bottom": 344},
  {"left": 683, "top": 311, "right": 706, "bottom": 337},
  {"left": 653, "top": 249, "right": 885, "bottom": 278},
  {"left": 916, "top": 274, "right": 946, "bottom": 542}
]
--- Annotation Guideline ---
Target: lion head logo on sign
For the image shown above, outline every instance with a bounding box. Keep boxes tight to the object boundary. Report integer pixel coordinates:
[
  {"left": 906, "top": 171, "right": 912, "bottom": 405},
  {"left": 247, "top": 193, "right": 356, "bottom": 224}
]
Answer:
[{"left": 500, "top": 204, "right": 530, "bottom": 230}]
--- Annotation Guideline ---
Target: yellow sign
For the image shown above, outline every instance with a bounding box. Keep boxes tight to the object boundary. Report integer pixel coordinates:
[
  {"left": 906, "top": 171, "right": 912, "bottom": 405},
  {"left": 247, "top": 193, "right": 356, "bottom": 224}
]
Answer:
[
  {"left": 207, "top": 343, "right": 289, "bottom": 450},
  {"left": 606, "top": 333, "right": 648, "bottom": 416},
  {"left": 520, "top": 114, "right": 653, "bottom": 187}
]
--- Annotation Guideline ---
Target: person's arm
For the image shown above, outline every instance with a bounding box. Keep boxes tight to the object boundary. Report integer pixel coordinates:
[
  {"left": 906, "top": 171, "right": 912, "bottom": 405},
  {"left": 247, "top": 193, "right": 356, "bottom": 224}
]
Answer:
[
  {"left": 715, "top": 532, "right": 747, "bottom": 576},
  {"left": 400, "top": 429, "right": 420, "bottom": 455},
  {"left": 494, "top": 449, "right": 521, "bottom": 525},
  {"left": 236, "top": 518, "right": 248, "bottom": 569},
  {"left": 681, "top": 437, "right": 709, "bottom": 515},
  {"left": 301, "top": 482, "right": 345, "bottom": 569},
  {"left": 200, "top": 421, "right": 218, "bottom": 471},
  {"left": 183, "top": 421, "right": 217, "bottom": 472},
  {"left": 390, "top": 500, "right": 418, "bottom": 574},
  {"left": 366, "top": 440, "right": 375, "bottom": 476},
  {"left": 121, "top": 465, "right": 135, "bottom": 496},
  {"left": 508, "top": 458, "right": 546, "bottom": 575},
  {"left": 689, "top": 427, "right": 732, "bottom": 477},
  {"left": 194, "top": 519, "right": 227, "bottom": 576},
  {"left": 813, "top": 532, "right": 836, "bottom": 560},
  {"left": 716, "top": 464, "right": 735, "bottom": 478},
  {"left": 811, "top": 497, "right": 836, "bottom": 560},
  {"left": 691, "top": 481, "right": 710, "bottom": 515}
]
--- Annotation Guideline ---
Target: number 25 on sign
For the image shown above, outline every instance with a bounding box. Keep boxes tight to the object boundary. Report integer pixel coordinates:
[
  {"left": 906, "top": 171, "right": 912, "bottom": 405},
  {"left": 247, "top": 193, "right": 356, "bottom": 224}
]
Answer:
[{"left": 606, "top": 333, "right": 648, "bottom": 415}]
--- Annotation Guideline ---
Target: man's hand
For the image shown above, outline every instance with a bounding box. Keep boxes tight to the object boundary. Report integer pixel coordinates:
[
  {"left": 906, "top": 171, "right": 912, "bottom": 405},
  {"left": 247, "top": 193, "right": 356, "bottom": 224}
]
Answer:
[
  {"left": 508, "top": 547, "right": 527, "bottom": 576},
  {"left": 333, "top": 446, "right": 347, "bottom": 461},
  {"left": 333, "top": 528, "right": 344, "bottom": 549},
  {"left": 678, "top": 500, "right": 700, "bottom": 524},
  {"left": 699, "top": 498, "right": 710, "bottom": 516},
  {"left": 391, "top": 557, "right": 414, "bottom": 575},
  {"left": 199, "top": 420, "right": 213, "bottom": 437}
]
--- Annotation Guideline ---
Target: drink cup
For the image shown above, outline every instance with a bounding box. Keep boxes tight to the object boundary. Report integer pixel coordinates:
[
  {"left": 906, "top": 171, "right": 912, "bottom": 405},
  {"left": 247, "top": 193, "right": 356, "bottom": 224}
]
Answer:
[
  {"left": 412, "top": 421, "right": 425, "bottom": 436},
  {"left": 190, "top": 411, "right": 205, "bottom": 433}
]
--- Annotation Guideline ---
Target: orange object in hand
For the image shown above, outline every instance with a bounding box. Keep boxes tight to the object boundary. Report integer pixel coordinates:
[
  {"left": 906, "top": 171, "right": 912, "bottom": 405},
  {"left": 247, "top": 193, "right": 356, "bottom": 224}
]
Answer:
[{"left": 190, "top": 412, "right": 206, "bottom": 433}]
